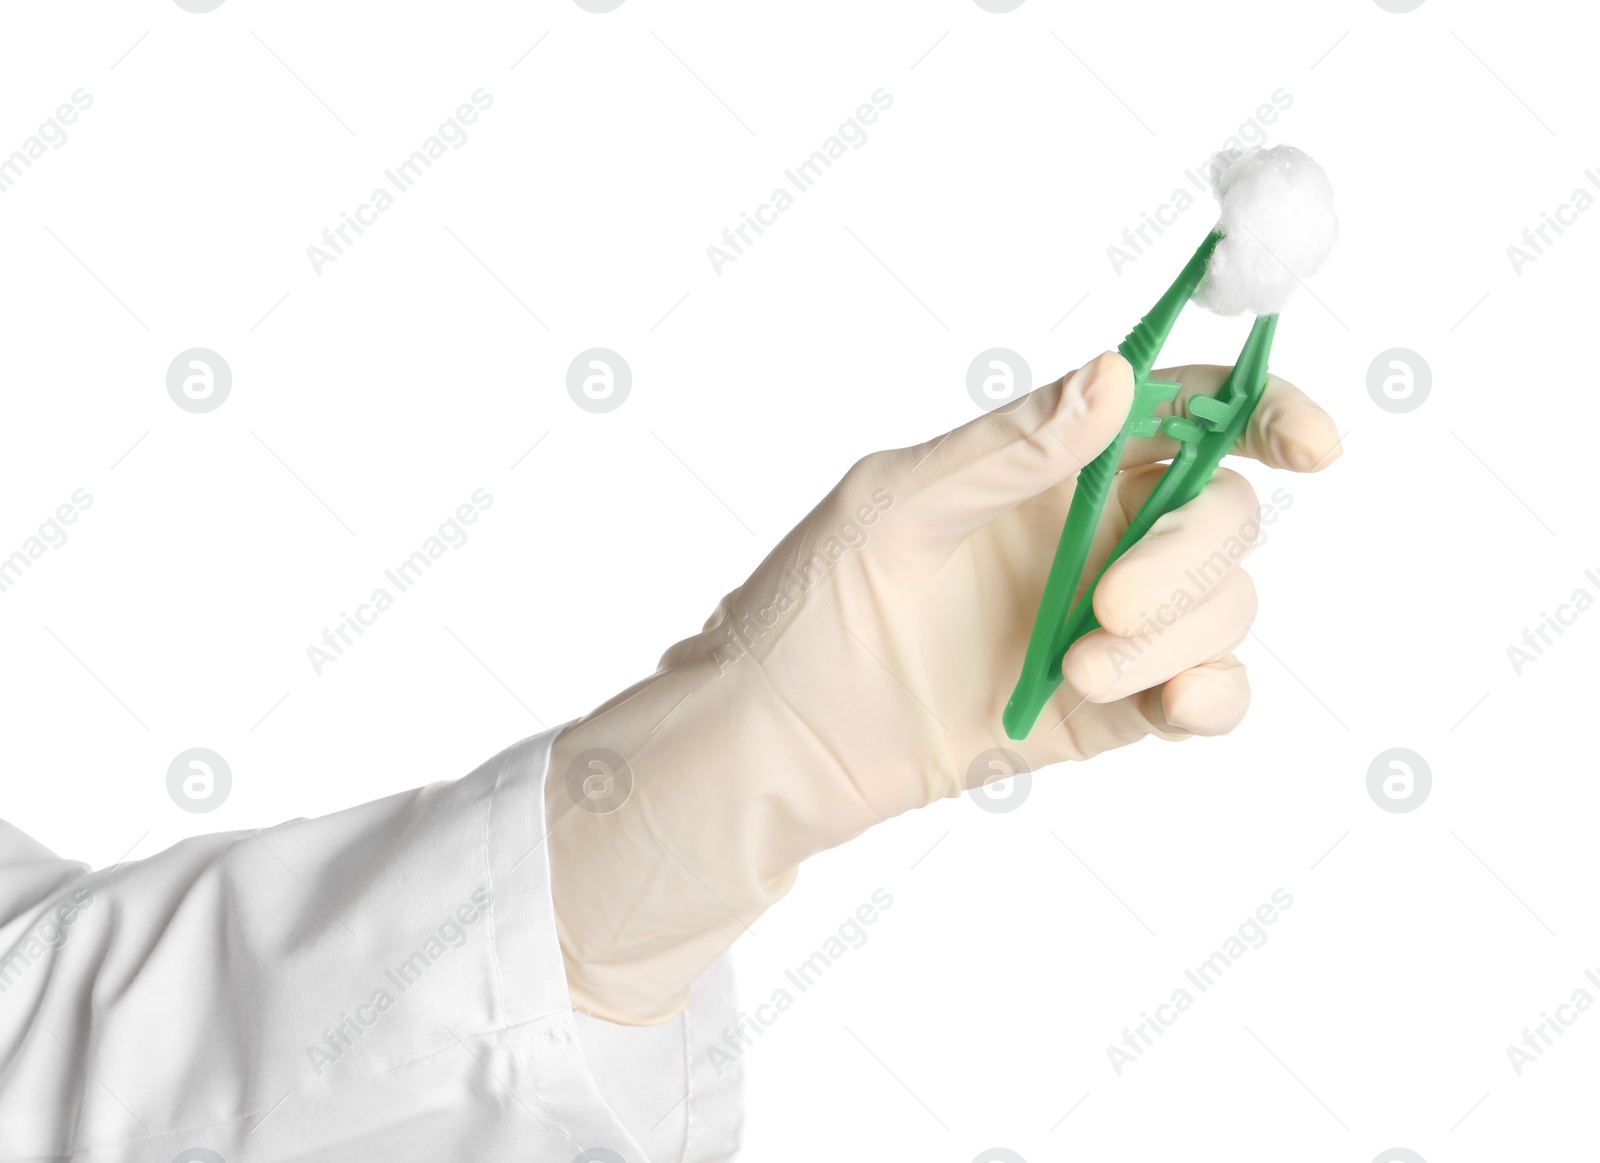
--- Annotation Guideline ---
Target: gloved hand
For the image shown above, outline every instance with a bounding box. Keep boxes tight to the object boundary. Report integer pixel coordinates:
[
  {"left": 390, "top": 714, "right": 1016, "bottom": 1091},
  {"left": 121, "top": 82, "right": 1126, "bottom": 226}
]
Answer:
[{"left": 546, "top": 351, "right": 1340, "bottom": 1024}]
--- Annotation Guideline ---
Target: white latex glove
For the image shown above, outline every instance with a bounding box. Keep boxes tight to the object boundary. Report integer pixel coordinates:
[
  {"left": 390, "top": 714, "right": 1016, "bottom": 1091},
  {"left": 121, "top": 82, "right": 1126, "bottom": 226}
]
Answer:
[{"left": 546, "top": 351, "right": 1341, "bottom": 1023}]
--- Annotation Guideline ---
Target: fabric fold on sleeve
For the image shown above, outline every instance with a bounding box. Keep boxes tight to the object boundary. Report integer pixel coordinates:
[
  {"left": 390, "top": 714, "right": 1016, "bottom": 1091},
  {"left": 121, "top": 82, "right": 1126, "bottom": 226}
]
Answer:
[{"left": 0, "top": 725, "right": 744, "bottom": 1163}]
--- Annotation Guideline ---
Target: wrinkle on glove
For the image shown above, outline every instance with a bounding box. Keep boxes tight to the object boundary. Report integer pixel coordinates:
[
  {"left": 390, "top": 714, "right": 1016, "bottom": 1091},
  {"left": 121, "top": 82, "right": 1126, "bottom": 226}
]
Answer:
[
  {"left": 544, "top": 356, "right": 1344, "bottom": 1030},
  {"left": 547, "top": 352, "right": 1340, "bottom": 1025}
]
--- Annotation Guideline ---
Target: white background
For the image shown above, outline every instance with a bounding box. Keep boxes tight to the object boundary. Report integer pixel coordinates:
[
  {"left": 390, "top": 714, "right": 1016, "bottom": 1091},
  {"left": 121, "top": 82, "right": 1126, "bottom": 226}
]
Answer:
[{"left": 2, "top": 1, "right": 1594, "bottom": 1160}]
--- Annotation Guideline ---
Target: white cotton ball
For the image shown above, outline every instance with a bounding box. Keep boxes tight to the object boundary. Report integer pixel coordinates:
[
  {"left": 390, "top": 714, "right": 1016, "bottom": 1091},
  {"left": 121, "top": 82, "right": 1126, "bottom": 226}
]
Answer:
[{"left": 1194, "top": 144, "right": 1338, "bottom": 317}]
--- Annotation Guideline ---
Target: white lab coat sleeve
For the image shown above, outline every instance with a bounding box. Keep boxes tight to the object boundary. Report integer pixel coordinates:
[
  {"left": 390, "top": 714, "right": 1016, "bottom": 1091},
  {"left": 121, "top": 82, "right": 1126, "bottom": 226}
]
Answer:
[{"left": 0, "top": 726, "right": 744, "bottom": 1163}]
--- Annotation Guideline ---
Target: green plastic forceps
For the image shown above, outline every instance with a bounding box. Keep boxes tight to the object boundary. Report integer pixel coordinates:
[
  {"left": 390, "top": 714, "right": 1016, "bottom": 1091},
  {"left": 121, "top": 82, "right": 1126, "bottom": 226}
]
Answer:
[{"left": 1003, "top": 229, "right": 1279, "bottom": 740}]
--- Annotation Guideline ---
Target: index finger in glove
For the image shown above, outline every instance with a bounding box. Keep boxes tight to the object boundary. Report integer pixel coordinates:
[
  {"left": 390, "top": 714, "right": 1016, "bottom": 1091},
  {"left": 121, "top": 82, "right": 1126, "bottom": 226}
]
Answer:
[
  {"left": 1094, "top": 466, "right": 1261, "bottom": 638},
  {"left": 1120, "top": 366, "right": 1342, "bottom": 473}
]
